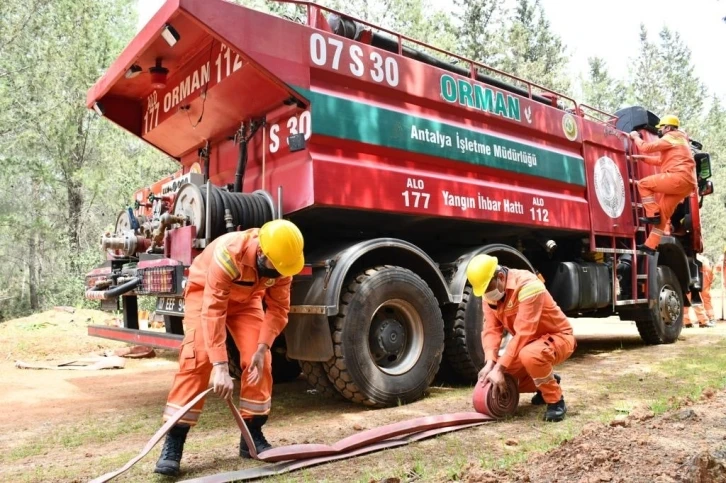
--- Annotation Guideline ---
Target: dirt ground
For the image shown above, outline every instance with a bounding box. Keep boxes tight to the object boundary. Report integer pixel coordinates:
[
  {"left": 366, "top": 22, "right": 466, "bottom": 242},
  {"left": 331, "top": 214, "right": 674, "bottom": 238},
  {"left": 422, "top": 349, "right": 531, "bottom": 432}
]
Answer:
[
  {"left": 464, "top": 389, "right": 726, "bottom": 483},
  {"left": 3, "top": 300, "right": 726, "bottom": 482}
]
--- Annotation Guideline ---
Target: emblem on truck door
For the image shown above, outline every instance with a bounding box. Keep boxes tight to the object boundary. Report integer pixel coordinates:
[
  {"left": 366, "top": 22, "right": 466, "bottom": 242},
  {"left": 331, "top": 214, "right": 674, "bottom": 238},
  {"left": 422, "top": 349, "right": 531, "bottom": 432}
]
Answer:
[
  {"left": 593, "top": 156, "right": 626, "bottom": 219},
  {"left": 562, "top": 113, "right": 578, "bottom": 141}
]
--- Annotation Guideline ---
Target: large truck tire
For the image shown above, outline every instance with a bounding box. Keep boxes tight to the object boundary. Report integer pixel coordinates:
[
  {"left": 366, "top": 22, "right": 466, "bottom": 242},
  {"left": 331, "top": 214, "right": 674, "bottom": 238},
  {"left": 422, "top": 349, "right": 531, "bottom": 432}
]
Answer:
[
  {"left": 226, "top": 333, "right": 243, "bottom": 380},
  {"left": 442, "top": 285, "right": 485, "bottom": 382},
  {"left": 635, "top": 266, "right": 684, "bottom": 344},
  {"left": 300, "top": 361, "right": 340, "bottom": 398},
  {"left": 323, "top": 265, "right": 444, "bottom": 407},
  {"left": 441, "top": 284, "right": 513, "bottom": 383},
  {"left": 226, "top": 333, "right": 301, "bottom": 383},
  {"left": 271, "top": 350, "right": 302, "bottom": 382}
]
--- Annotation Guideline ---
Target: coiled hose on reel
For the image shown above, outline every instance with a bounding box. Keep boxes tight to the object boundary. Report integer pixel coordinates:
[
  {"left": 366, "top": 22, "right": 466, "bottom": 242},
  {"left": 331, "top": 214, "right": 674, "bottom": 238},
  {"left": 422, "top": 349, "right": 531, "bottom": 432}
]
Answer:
[{"left": 172, "top": 183, "right": 275, "bottom": 241}]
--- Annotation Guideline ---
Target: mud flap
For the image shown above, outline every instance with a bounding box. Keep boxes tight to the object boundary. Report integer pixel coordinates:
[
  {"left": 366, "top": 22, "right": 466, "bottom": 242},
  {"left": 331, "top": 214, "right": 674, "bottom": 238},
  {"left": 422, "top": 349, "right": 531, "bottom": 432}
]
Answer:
[{"left": 284, "top": 313, "right": 334, "bottom": 362}]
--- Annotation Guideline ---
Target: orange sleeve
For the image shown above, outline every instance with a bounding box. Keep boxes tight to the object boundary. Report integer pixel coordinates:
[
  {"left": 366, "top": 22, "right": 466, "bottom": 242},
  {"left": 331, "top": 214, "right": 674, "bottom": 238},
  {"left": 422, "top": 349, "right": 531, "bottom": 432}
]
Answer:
[
  {"left": 482, "top": 303, "right": 504, "bottom": 363},
  {"left": 497, "top": 281, "right": 545, "bottom": 368},
  {"left": 200, "top": 243, "right": 241, "bottom": 363},
  {"left": 258, "top": 276, "right": 292, "bottom": 348},
  {"left": 634, "top": 135, "right": 676, "bottom": 158}
]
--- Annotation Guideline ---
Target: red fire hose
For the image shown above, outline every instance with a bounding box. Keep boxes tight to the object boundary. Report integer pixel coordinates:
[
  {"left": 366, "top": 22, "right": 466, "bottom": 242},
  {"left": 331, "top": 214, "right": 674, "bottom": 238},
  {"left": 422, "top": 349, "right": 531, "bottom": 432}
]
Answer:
[{"left": 90, "top": 374, "right": 520, "bottom": 483}]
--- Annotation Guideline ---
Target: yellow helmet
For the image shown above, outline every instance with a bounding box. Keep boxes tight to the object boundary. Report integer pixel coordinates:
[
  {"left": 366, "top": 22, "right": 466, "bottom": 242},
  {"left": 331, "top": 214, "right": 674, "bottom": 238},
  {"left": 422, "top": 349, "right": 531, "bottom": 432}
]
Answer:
[
  {"left": 258, "top": 219, "right": 305, "bottom": 277},
  {"left": 466, "top": 254, "right": 498, "bottom": 297},
  {"left": 656, "top": 114, "right": 680, "bottom": 129}
]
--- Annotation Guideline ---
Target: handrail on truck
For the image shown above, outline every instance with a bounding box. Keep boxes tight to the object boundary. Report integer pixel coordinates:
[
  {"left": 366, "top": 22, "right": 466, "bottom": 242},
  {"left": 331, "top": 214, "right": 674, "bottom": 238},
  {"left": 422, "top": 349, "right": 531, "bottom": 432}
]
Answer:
[{"left": 273, "top": 0, "right": 584, "bottom": 113}]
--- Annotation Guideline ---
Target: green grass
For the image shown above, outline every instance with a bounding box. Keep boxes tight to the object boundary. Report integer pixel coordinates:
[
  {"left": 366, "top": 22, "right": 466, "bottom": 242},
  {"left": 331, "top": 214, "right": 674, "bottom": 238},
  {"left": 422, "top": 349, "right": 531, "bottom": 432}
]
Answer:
[{"left": 6, "top": 336, "right": 726, "bottom": 483}]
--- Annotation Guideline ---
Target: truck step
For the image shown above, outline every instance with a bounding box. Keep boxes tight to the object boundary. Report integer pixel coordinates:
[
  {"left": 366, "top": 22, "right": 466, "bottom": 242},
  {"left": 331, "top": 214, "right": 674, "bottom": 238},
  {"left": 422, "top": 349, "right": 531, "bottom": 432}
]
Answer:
[
  {"left": 593, "top": 247, "right": 636, "bottom": 254},
  {"left": 615, "top": 299, "right": 649, "bottom": 306},
  {"left": 636, "top": 274, "right": 648, "bottom": 280}
]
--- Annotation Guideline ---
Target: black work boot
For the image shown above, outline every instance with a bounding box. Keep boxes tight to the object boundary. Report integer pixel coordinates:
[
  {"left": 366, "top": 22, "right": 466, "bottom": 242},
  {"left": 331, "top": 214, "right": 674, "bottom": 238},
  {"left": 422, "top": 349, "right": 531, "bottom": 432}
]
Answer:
[
  {"left": 639, "top": 215, "right": 661, "bottom": 225},
  {"left": 240, "top": 415, "right": 272, "bottom": 458},
  {"left": 154, "top": 424, "right": 190, "bottom": 476},
  {"left": 544, "top": 397, "right": 567, "bottom": 422},
  {"left": 636, "top": 244, "right": 657, "bottom": 256},
  {"left": 531, "top": 374, "right": 561, "bottom": 406}
]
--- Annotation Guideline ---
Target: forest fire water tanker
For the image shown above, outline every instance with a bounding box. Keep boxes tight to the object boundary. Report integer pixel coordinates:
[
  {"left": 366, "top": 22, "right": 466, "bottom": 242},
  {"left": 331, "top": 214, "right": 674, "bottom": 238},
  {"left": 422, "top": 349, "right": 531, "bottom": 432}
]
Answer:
[{"left": 83, "top": 0, "right": 715, "bottom": 407}]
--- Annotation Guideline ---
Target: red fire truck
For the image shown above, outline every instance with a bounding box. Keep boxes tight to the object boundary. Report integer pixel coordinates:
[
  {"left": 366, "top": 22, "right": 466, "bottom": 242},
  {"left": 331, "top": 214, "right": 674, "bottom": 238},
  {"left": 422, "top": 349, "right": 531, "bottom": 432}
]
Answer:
[{"left": 84, "top": 0, "right": 715, "bottom": 407}]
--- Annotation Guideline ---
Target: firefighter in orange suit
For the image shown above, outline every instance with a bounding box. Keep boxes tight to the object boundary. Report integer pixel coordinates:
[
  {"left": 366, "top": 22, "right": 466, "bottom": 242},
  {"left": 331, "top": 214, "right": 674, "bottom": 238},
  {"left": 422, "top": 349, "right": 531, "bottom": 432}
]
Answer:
[
  {"left": 685, "top": 255, "right": 715, "bottom": 328},
  {"left": 628, "top": 114, "right": 697, "bottom": 255},
  {"left": 683, "top": 292, "right": 710, "bottom": 328},
  {"left": 154, "top": 219, "right": 305, "bottom": 477},
  {"left": 466, "top": 254, "right": 576, "bottom": 422}
]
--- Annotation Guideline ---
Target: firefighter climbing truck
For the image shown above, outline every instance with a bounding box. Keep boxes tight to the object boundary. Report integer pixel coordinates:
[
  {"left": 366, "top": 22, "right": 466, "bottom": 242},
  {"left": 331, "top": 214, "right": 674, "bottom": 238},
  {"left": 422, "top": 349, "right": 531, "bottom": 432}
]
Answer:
[{"left": 83, "top": 0, "right": 715, "bottom": 407}]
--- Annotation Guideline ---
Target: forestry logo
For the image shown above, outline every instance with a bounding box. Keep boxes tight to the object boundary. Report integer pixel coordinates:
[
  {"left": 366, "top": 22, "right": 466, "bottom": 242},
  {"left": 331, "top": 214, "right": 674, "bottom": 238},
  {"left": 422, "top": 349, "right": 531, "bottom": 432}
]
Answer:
[
  {"left": 593, "top": 156, "right": 625, "bottom": 219},
  {"left": 562, "top": 113, "right": 578, "bottom": 141}
]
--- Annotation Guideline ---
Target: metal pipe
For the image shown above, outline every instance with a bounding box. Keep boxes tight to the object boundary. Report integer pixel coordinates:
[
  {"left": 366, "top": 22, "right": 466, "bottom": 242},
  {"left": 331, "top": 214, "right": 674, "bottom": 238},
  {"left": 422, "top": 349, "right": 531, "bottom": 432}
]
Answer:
[
  {"left": 233, "top": 127, "right": 247, "bottom": 192},
  {"left": 261, "top": 126, "right": 267, "bottom": 191},
  {"left": 85, "top": 277, "right": 141, "bottom": 300},
  {"left": 277, "top": 185, "right": 283, "bottom": 220},
  {"left": 205, "top": 181, "right": 212, "bottom": 245},
  {"left": 151, "top": 213, "right": 186, "bottom": 247}
]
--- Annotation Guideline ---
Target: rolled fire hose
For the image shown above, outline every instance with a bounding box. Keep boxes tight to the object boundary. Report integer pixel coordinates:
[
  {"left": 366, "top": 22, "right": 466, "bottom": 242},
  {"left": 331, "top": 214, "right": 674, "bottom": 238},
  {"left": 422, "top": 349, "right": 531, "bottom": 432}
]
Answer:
[{"left": 90, "top": 374, "right": 520, "bottom": 483}]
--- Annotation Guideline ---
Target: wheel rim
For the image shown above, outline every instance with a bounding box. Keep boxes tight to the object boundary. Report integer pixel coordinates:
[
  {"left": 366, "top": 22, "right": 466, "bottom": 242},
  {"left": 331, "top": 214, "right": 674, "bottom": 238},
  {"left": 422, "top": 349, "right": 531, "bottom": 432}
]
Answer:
[
  {"left": 368, "top": 299, "right": 424, "bottom": 375},
  {"left": 659, "top": 283, "right": 681, "bottom": 326}
]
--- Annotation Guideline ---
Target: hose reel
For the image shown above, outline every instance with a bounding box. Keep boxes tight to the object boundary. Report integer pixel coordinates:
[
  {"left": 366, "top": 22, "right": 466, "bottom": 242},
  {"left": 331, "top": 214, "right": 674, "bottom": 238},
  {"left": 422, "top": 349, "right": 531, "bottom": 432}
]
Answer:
[{"left": 172, "top": 183, "right": 275, "bottom": 240}]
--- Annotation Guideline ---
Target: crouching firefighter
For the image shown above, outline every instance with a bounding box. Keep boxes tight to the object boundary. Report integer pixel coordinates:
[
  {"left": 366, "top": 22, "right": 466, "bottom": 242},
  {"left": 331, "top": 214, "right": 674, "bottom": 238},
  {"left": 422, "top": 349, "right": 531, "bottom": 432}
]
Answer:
[
  {"left": 466, "top": 254, "right": 577, "bottom": 422},
  {"left": 154, "top": 219, "right": 305, "bottom": 476}
]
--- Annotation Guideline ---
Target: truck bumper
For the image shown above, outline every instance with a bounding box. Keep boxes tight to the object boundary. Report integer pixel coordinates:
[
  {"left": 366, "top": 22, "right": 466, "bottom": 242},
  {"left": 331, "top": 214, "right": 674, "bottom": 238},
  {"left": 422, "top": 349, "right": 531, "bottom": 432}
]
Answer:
[{"left": 88, "top": 325, "right": 183, "bottom": 350}]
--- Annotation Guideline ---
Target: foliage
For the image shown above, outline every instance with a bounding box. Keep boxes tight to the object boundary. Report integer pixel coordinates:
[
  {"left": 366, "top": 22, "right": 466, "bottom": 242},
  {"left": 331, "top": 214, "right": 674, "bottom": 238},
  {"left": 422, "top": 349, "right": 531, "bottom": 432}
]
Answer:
[
  {"left": 1, "top": 0, "right": 724, "bottom": 319},
  {"left": 0, "top": 0, "right": 175, "bottom": 319}
]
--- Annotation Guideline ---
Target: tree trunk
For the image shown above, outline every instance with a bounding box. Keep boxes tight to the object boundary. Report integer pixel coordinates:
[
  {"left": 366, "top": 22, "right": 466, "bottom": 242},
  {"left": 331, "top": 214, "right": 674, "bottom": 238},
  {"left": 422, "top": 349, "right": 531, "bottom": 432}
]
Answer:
[
  {"left": 28, "top": 233, "right": 39, "bottom": 310},
  {"left": 66, "top": 177, "right": 83, "bottom": 274}
]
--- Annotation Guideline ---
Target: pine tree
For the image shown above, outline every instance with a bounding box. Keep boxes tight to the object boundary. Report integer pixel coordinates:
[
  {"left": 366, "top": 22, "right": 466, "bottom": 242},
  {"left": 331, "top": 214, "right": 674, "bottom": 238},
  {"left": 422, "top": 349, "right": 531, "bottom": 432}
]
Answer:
[
  {"left": 629, "top": 24, "right": 668, "bottom": 115},
  {"left": 495, "top": 0, "right": 571, "bottom": 94},
  {"left": 656, "top": 27, "right": 707, "bottom": 127},
  {"left": 454, "top": 0, "right": 502, "bottom": 65},
  {"left": 581, "top": 57, "right": 627, "bottom": 115}
]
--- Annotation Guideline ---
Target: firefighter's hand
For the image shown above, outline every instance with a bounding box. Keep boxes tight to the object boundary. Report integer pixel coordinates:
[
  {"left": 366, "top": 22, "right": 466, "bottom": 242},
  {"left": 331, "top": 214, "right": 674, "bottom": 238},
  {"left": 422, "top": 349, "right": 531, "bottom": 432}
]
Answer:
[
  {"left": 484, "top": 365, "right": 507, "bottom": 393},
  {"left": 629, "top": 130, "right": 641, "bottom": 139},
  {"left": 246, "top": 344, "right": 268, "bottom": 386},
  {"left": 478, "top": 360, "right": 496, "bottom": 384},
  {"left": 212, "top": 363, "right": 234, "bottom": 400}
]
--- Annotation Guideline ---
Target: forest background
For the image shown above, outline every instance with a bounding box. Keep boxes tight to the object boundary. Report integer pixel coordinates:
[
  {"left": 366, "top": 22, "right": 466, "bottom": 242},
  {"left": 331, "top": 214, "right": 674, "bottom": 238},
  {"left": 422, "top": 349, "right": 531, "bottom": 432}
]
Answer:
[{"left": 1, "top": 0, "right": 725, "bottom": 318}]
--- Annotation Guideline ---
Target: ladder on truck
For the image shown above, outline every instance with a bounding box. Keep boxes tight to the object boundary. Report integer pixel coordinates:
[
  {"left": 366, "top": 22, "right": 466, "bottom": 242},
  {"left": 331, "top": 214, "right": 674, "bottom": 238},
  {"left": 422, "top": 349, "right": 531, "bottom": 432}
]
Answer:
[{"left": 589, "top": 133, "right": 654, "bottom": 310}]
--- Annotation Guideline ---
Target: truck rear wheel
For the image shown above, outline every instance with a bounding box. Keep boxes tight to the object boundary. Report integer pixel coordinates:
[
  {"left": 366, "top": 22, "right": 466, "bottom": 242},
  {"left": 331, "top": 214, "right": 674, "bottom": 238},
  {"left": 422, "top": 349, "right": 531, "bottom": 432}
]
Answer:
[
  {"left": 442, "top": 284, "right": 513, "bottom": 382},
  {"left": 324, "top": 265, "right": 444, "bottom": 407},
  {"left": 226, "top": 333, "right": 243, "bottom": 380},
  {"left": 225, "top": 334, "right": 301, "bottom": 382},
  {"left": 635, "top": 266, "right": 683, "bottom": 344},
  {"left": 300, "top": 361, "right": 340, "bottom": 398},
  {"left": 442, "top": 285, "right": 485, "bottom": 381}
]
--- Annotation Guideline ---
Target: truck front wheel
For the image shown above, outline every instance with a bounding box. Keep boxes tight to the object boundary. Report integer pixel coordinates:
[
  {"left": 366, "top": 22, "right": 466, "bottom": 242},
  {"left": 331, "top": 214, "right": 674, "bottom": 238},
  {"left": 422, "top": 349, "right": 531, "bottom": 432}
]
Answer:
[
  {"left": 324, "top": 265, "right": 444, "bottom": 407},
  {"left": 635, "top": 265, "right": 684, "bottom": 344}
]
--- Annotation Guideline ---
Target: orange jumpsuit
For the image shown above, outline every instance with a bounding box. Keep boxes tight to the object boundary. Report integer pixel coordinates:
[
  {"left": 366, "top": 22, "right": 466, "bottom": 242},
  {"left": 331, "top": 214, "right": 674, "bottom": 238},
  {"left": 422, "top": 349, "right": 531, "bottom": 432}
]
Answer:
[
  {"left": 684, "top": 260, "right": 714, "bottom": 326},
  {"left": 702, "top": 260, "right": 714, "bottom": 320},
  {"left": 634, "top": 130, "right": 697, "bottom": 250},
  {"left": 683, "top": 292, "right": 708, "bottom": 327},
  {"left": 163, "top": 229, "right": 291, "bottom": 426},
  {"left": 482, "top": 269, "right": 576, "bottom": 403}
]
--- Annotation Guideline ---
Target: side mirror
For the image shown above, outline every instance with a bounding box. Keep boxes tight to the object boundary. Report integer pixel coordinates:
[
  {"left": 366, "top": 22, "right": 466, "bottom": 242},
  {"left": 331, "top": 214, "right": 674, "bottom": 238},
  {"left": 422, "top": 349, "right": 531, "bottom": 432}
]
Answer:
[
  {"left": 699, "top": 180, "right": 714, "bottom": 197},
  {"left": 695, "top": 152, "right": 712, "bottom": 180}
]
